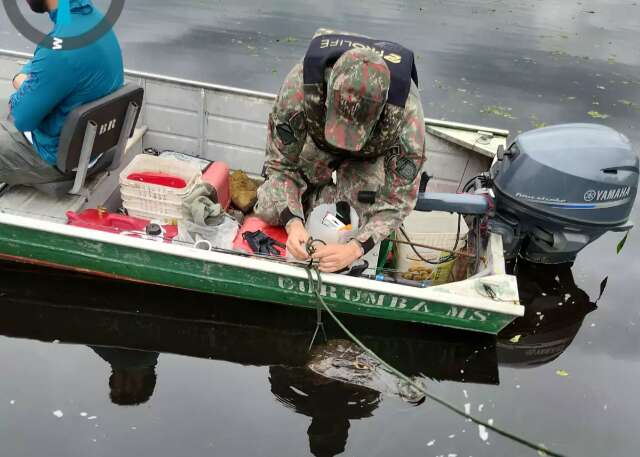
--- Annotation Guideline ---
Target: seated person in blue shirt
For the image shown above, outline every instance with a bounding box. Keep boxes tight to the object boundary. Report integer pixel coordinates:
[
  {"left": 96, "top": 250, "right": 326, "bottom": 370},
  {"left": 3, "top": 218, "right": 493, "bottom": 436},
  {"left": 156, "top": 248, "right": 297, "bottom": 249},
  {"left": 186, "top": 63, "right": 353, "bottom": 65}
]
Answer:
[{"left": 0, "top": 0, "right": 124, "bottom": 186}]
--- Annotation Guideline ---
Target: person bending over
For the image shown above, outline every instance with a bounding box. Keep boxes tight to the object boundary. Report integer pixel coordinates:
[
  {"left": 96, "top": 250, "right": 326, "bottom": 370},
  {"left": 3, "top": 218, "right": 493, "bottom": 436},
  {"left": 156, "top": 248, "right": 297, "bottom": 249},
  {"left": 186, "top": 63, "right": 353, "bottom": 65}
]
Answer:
[{"left": 255, "top": 28, "right": 426, "bottom": 273}]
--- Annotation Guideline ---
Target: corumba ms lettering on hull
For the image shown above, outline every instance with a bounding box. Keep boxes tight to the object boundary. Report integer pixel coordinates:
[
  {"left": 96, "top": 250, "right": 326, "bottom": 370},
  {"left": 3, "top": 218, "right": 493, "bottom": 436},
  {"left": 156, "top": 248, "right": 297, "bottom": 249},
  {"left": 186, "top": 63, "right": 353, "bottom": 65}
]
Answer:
[{"left": 276, "top": 277, "right": 490, "bottom": 322}]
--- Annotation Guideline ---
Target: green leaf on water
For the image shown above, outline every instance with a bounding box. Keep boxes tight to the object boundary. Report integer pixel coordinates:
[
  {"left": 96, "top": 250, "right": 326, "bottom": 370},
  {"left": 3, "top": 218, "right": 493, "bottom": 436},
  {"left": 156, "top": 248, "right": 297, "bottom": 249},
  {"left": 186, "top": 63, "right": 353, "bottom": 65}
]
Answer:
[
  {"left": 616, "top": 233, "right": 628, "bottom": 254},
  {"left": 597, "top": 276, "right": 608, "bottom": 303},
  {"left": 618, "top": 99, "right": 639, "bottom": 109},
  {"left": 587, "top": 110, "right": 610, "bottom": 119},
  {"left": 509, "top": 334, "right": 522, "bottom": 343},
  {"left": 529, "top": 115, "right": 547, "bottom": 129},
  {"left": 481, "top": 105, "right": 516, "bottom": 119},
  {"left": 556, "top": 369, "right": 569, "bottom": 377}
]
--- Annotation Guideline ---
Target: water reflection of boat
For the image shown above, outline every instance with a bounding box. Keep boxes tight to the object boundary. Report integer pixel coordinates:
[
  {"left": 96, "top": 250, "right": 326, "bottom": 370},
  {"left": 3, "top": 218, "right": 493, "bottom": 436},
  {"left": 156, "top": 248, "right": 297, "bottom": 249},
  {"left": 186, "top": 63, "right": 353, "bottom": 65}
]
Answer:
[
  {"left": 0, "top": 261, "right": 500, "bottom": 456},
  {"left": 497, "top": 261, "right": 597, "bottom": 367},
  {"left": 0, "top": 260, "right": 498, "bottom": 384}
]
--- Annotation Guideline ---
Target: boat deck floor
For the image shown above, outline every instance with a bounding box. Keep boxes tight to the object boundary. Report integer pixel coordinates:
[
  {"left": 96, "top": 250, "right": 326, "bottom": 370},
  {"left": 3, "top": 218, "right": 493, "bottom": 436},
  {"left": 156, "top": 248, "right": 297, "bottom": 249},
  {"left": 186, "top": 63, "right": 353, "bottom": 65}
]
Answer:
[{"left": 0, "top": 179, "right": 101, "bottom": 222}]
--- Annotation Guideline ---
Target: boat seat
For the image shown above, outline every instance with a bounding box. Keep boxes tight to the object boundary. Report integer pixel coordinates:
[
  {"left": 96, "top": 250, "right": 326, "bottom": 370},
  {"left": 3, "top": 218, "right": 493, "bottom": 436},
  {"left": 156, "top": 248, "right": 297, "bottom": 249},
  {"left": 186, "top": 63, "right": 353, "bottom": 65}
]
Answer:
[
  {"left": 32, "top": 83, "right": 144, "bottom": 197},
  {"left": 0, "top": 127, "right": 147, "bottom": 221}
]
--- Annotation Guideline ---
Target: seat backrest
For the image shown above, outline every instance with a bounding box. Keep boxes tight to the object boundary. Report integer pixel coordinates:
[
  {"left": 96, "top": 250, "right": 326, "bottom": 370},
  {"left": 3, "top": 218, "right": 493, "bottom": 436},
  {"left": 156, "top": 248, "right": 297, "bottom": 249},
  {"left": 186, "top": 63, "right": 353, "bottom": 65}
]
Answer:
[{"left": 57, "top": 83, "right": 144, "bottom": 173}]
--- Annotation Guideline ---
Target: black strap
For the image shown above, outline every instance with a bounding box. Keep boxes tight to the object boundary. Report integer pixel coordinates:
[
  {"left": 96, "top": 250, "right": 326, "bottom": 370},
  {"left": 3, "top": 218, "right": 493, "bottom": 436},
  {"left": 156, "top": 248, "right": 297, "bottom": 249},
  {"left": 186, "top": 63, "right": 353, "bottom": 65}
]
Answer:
[{"left": 303, "top": 33, "right": 418, "bottom": 107}]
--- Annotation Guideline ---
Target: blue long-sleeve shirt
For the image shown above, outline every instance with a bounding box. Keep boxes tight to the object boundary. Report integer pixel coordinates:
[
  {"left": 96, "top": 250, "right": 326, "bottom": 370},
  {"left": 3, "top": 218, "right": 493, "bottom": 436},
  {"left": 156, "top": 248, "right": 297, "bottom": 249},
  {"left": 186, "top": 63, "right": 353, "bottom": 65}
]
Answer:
[{"left": 9, "top": 0, "right": 124, "bottom": 165}]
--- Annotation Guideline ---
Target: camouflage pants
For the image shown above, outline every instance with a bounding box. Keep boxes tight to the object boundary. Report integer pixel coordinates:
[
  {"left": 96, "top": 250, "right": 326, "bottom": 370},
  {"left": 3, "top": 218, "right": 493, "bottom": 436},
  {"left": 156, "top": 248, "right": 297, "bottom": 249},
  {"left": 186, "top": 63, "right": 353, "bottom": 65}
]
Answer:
[{"left": 255, "top": 138, "right": 386, "bottom": 228}]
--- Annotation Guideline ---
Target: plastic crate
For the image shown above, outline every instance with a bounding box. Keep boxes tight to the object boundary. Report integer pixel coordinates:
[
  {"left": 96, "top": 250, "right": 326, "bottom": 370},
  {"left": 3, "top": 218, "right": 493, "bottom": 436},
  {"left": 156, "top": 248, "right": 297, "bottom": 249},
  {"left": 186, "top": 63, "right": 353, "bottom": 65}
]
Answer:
[{"left": 120, "top": 154, "right": 202, "bottom": 222}]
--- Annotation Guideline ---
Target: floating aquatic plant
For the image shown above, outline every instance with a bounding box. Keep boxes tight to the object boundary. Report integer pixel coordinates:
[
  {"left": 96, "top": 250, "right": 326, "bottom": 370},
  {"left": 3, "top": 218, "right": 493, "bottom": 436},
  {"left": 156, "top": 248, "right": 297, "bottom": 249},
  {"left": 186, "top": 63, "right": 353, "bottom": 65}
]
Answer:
[
  {"left": 587, "top": 110, "right": 609, "bottom": 119},
  {"left": 481, "top": 105, "right": 516, "bottom": 119},
  {"left": 617, "top": 233, "right": 628, "bottom": 254}
]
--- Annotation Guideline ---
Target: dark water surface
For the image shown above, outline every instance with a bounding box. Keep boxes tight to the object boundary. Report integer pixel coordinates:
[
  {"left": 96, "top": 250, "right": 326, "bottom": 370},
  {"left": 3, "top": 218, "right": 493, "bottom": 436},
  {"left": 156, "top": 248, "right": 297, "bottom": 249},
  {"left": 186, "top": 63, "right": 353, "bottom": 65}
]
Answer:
[{"left": 1, "top": 1, "right": 640, "bottom": 456}]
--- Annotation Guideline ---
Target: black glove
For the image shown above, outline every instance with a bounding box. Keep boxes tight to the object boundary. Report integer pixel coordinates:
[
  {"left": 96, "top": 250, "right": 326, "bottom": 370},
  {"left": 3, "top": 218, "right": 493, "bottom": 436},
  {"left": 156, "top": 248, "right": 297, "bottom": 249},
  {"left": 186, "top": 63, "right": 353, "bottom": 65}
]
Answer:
[{"left": 242, "top": 230, "right": 286, "bottom": 256}]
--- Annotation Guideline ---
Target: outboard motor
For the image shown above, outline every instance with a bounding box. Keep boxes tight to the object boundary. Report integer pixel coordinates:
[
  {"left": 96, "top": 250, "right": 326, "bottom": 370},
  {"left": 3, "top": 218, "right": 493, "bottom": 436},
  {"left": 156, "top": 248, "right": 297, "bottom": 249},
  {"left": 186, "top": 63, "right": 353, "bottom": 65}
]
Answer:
[{"left": 490, "top": 124, "right": 638, "bottom": 264}]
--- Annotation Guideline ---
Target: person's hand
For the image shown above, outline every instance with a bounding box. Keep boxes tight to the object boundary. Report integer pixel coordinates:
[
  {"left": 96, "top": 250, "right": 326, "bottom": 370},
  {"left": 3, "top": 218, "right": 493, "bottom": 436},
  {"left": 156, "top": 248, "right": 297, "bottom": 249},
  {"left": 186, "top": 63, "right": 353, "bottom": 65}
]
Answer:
[
  {"left": 285, "top": 218, "right": 310, "bottom": 260},
  {"left": 12, "top": 73, "right": 27, "bottom": 90},
  {"left": 311, "top": 241, "right": 363, "bottom": 273}
]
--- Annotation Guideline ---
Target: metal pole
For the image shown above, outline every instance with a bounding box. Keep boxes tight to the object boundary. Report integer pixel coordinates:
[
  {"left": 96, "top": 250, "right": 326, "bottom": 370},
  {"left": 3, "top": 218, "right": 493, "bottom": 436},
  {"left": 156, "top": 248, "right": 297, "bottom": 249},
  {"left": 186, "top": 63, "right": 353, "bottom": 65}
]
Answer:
[{"left": 69, "top": 120, "right": 97, "bottom": 195}]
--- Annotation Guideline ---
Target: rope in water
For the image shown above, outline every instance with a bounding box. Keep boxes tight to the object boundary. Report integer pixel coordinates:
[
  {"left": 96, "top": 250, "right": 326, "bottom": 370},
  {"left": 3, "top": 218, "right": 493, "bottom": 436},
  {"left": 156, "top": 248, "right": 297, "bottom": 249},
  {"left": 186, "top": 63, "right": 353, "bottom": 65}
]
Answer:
[{"left": 304, "top": 266, "right": 565, "bottom": 457}]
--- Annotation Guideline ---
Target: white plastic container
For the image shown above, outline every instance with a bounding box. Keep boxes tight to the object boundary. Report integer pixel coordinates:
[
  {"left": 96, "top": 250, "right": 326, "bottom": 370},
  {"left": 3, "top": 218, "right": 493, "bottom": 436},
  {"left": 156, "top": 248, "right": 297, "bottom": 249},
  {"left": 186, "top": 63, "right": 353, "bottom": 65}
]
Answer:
[
  {"left": 119, "top": 154, "right": 202, "bottom": 222},
  {"left": 396, "top": 211, "right": 468, "bottom": 273},
  {"left": 305, "top": 203, "right": 359, "bottom": 245},
  {"left": 304, "top": 203, "right": 381, "bottom": 270}
]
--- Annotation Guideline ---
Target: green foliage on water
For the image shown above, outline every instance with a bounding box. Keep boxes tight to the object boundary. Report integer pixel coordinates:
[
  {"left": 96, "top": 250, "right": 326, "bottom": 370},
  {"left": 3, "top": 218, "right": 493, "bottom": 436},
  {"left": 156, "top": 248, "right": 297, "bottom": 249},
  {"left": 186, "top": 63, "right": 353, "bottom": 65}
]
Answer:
[
  {"left": 529, "top": 114, "right": 547, "bottom": 128},
  {"left": 618, "top": 99, "right": 639, "bottom": 109},
  {"left": 280, "top": 36, "right": 298, "bottom": 44},
  {"left": 481, "top": 105, "right": 516, "bottom": 119},
  {"left": 587, "top": 110, "right": 610, "bottom": 119},
  {"left": 617, "top": 233, "right": 628, "bottom": 254}
]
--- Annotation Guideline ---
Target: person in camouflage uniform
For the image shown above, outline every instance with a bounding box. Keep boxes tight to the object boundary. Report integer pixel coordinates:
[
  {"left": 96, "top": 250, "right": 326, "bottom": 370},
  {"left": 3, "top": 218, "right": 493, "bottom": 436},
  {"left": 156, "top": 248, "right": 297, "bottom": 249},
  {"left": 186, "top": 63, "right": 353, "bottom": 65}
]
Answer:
[{"left": 255, "top": 29, "right": 426, "bottom": 272}]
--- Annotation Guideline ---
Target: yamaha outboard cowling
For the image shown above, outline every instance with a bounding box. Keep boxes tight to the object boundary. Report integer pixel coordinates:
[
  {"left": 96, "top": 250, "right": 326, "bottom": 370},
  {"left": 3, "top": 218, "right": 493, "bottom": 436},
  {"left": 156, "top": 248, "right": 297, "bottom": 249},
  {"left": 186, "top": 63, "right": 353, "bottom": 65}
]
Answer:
[{"left": 490, "top": 123, "right": 638, "bottom": 264}]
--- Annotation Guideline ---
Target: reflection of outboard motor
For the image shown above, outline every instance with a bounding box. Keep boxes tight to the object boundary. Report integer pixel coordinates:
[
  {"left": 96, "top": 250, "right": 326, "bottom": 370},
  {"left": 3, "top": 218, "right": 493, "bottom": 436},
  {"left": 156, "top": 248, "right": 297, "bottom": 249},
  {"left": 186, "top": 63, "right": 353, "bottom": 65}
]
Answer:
[
  {"left": 497, "top": 261, "right": 596, "bottom": 367},
  {"left": 490, "top": 124, "right": 638, "bottom": 264}
]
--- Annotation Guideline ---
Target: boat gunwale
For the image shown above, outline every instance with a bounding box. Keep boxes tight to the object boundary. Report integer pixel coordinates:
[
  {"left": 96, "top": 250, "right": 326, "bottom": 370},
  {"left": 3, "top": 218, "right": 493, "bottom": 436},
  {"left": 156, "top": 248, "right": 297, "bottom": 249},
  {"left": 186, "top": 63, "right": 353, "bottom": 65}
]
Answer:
[
  {"left": 0, "top": 49, "right": 510, "bottom": 137},
  {"left": 0, "top": 211, "right": 522, "bottom": 317}
]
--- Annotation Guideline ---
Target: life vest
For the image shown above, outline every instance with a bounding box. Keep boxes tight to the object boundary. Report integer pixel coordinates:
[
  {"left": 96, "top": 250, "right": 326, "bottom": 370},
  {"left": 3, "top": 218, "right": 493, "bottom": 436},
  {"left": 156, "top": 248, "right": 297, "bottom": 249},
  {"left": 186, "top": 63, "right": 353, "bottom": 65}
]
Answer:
[{"left": 302, "top": 33, "right": 419, "bottom": 157}]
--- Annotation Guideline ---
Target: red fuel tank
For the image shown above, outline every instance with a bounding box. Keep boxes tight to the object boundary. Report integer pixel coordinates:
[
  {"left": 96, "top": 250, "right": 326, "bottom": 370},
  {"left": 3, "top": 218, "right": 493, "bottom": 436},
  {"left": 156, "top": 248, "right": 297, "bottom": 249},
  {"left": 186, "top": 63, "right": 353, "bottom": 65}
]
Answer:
[{"left": 66, "top": 209, "right": 178, "bottom": 240}]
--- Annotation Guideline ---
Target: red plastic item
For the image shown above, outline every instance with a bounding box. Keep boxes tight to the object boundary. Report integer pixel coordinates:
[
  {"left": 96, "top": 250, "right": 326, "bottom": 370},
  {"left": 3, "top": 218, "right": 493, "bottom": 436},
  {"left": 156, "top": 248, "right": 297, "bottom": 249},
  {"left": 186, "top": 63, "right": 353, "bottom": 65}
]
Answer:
[
  {"left": 66, "top": 209, "right": 178, "bottom": 241},
  {"left": 233, "top": 216, "right": 288, "bottom": 256},
  {"left": 202, "top": 161, "right": 230, "bottom": 209},
  {"left": 127, "top": 171, "right": 187, "bottom": 189}
]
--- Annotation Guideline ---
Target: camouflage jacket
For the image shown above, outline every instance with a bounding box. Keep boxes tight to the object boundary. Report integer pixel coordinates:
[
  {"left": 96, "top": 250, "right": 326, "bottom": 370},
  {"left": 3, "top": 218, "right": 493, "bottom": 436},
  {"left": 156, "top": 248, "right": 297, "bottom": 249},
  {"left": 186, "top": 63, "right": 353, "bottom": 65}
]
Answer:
[{"left": 263, "top": 57, "right": 426, "bottom": 251}]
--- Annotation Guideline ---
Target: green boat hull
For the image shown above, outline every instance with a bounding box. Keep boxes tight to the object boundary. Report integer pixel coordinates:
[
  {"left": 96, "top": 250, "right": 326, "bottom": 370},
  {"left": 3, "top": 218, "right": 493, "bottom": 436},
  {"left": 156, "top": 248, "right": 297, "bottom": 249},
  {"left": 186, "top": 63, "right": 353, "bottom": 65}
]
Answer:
[{"left": 0, "top": 221, "right": 518, "bottom": 334}]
